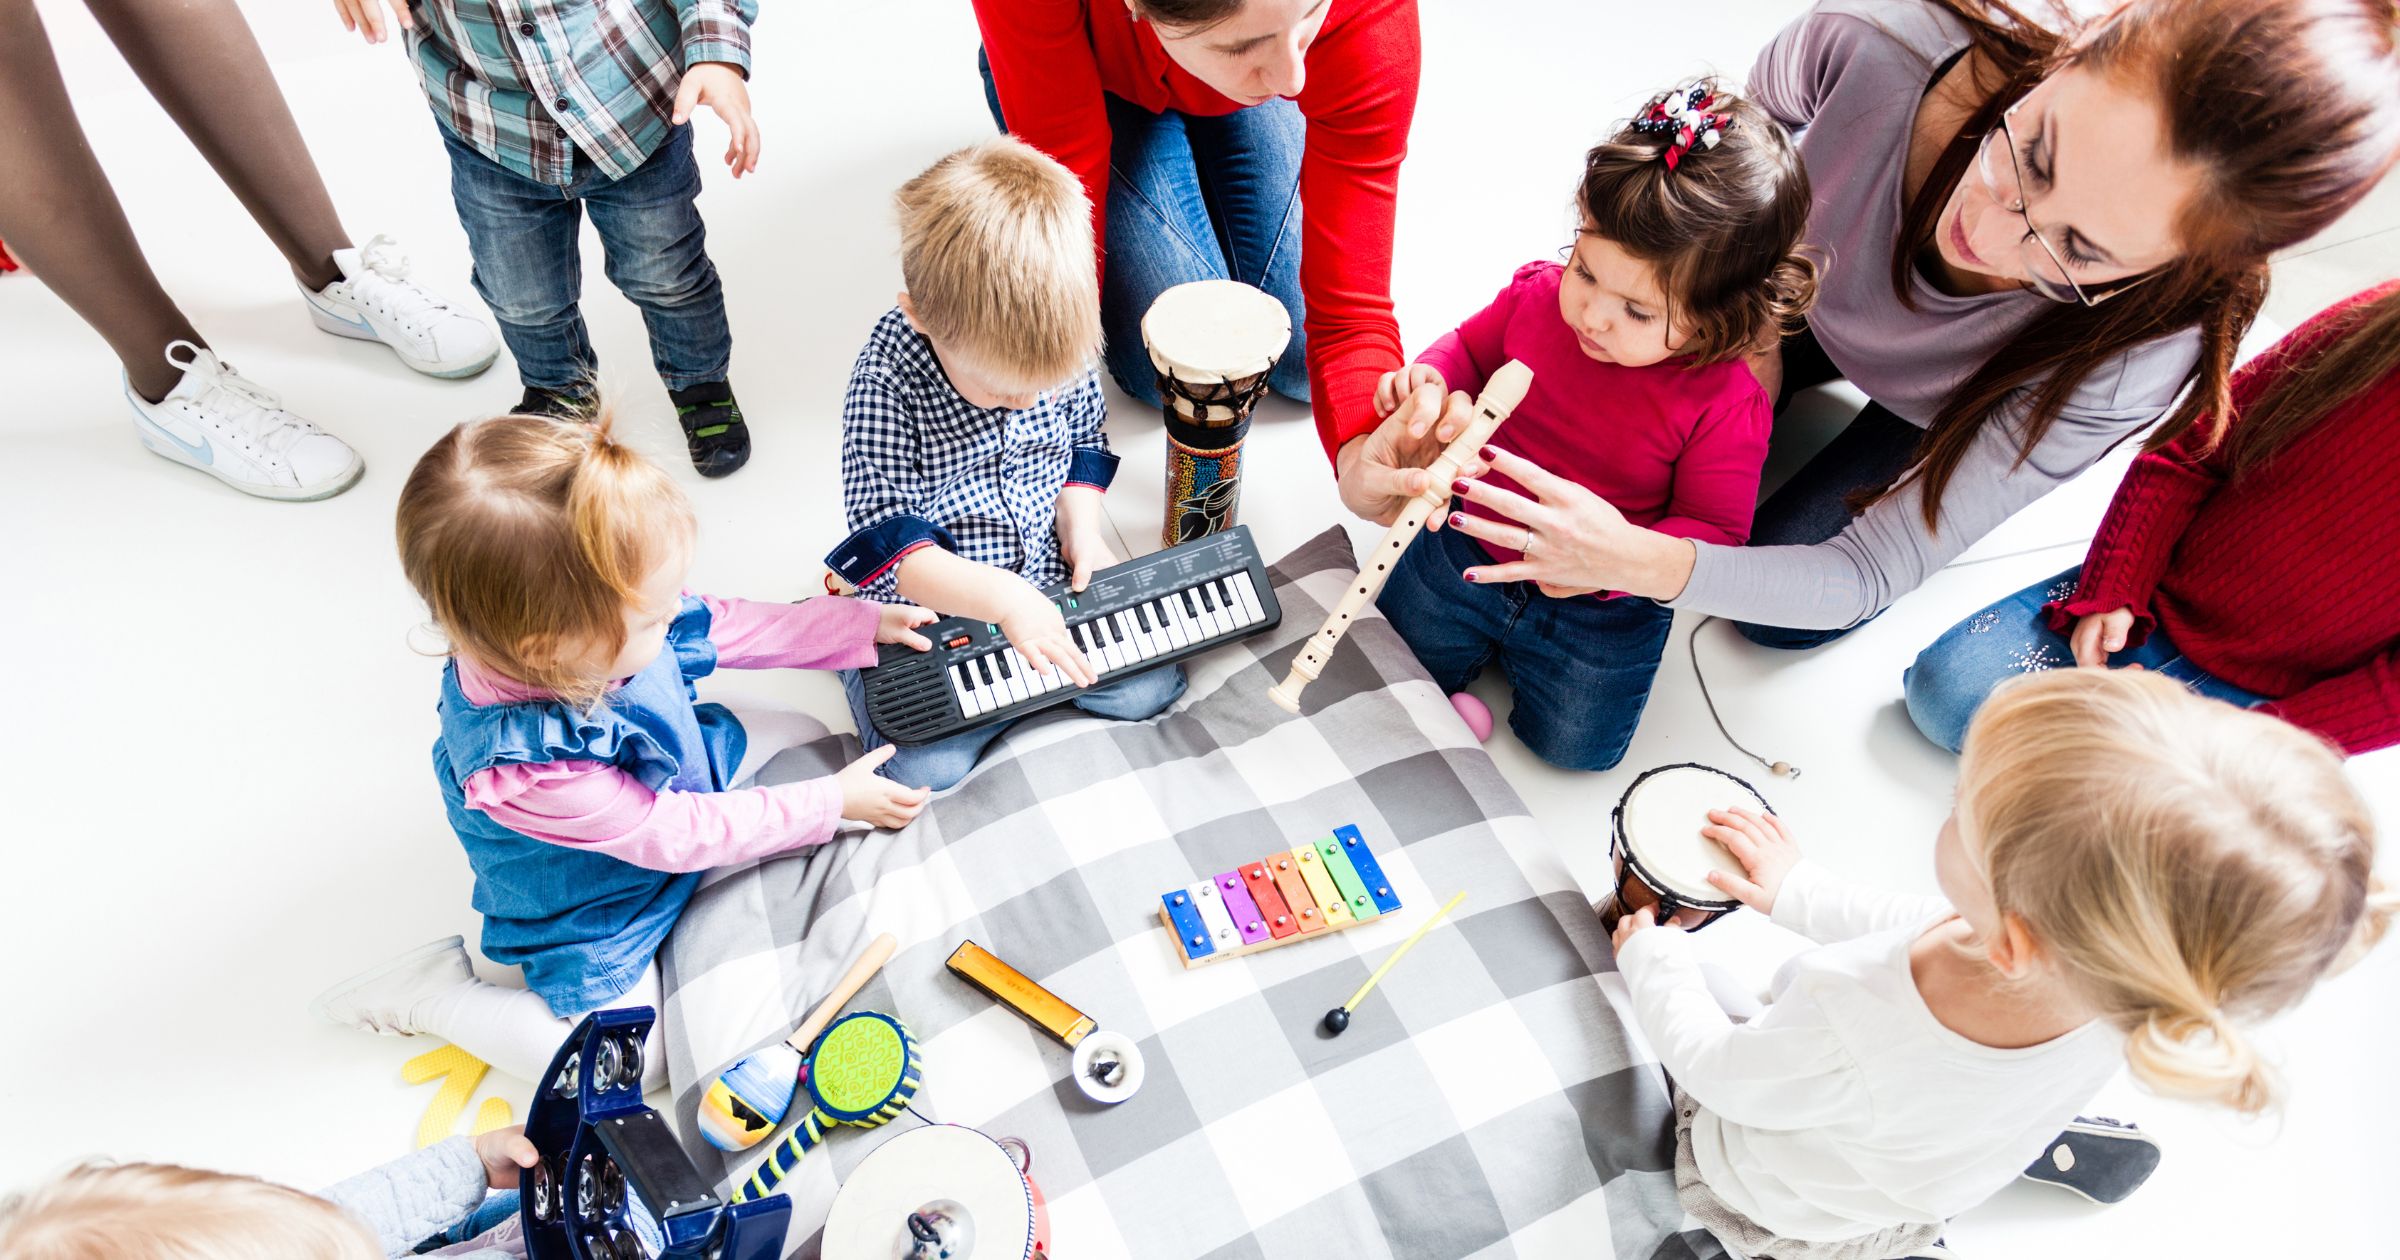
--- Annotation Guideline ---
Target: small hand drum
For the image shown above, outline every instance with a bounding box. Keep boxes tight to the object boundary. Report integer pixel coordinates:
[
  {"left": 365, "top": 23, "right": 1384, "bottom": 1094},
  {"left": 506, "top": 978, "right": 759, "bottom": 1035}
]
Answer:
[
  {"left": 1603, "top": 763, "right": 1773, "bottom": 933},
  {"left": 1143, "top": 279, "right": 1291, "bottom": 547},
  {"left": 733, "top": 1011, "right": 923, "bottom": 1203},
  {"left": 822, "top": 1125, "right": 1048, "bottom": 1260}
]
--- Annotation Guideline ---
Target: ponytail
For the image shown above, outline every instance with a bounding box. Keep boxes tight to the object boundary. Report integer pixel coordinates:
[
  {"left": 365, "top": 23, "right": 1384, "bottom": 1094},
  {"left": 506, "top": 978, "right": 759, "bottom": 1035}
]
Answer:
[
  {"left": 396, "top": 403, "right": 693, "bottom": 709},
  {"left": 2123, "top": 998, "right": 2277, "bottom": 1115},
  {"left": 1957, "top": 669, "right": 2382, "bottom": 1116}
]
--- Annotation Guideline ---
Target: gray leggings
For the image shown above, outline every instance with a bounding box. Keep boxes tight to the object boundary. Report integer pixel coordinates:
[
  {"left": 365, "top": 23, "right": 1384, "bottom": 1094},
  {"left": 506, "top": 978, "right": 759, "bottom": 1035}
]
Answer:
[{"left": 0, "top": 0, "right": 351, "bottom": 398}]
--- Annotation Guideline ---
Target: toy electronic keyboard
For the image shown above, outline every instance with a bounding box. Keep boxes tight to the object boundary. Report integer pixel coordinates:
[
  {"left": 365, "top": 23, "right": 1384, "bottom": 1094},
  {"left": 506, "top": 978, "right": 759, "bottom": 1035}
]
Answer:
[
  {"left": 1158, "top": 824, "right": 1402, "bottom": 967},
  {"left": 861, "top": 525, "right": 1281, "bottom": 746}
]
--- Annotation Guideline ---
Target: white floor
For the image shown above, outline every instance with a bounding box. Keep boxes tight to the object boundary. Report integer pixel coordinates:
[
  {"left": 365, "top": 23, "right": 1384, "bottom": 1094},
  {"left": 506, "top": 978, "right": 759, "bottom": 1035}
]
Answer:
[{"left": 3, "top": 2, "right": 2394, "bottom": 1255}]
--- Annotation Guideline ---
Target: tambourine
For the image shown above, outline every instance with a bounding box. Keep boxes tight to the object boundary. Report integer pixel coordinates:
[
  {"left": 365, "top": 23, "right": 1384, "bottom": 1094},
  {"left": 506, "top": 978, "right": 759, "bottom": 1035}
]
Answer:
[{"left": 732, "top": 1010, "right": 923, "bottom": 1203}]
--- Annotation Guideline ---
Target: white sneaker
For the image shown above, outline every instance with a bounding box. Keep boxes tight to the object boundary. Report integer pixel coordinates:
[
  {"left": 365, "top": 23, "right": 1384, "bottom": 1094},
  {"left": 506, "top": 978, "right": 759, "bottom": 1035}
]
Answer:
[
  {"left": 127, "top": 341, "right": 364, "bottom": 501},
  {"left": 310, "top": 935, "right": 475, "bottom": 1037},
  {"left": 303, "top": 234, "right": 499, "bottom": 379}
]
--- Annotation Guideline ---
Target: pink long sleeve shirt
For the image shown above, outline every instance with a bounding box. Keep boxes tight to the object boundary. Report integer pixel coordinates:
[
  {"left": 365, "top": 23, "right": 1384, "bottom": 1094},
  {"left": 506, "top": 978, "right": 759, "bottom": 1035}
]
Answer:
[
  {"left": 1421, "top": 262, "right": 1773, "bottom": 580},
  {"left": 455, "top": 594, "right": 880, "bottom": 873}
]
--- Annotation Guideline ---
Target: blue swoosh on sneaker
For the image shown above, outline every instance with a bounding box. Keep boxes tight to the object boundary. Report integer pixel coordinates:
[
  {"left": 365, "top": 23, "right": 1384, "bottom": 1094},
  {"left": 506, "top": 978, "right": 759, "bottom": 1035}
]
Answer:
[
  {"left": 137, "top": 413, "right": 215, "bottom": 466},
  {"left": 307, "top": 292, "right": 376, "bottom": 336}
]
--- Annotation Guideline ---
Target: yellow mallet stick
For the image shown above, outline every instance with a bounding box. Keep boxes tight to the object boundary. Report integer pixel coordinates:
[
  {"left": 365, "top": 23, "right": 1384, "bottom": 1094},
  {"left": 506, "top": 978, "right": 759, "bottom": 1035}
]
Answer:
[{"left": 1321, "top": 891, "right": 1467, "bottom": 1035}]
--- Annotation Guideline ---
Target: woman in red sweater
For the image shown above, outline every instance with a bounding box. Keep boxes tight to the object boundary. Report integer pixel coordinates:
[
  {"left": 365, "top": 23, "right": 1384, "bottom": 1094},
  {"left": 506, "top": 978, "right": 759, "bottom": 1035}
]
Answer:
[
  {"left": 1905, "top": 282, "right": 2400, "bottom": 756},
  {"left": 972, "top": 0, "right": 1417, "bottom": 454}
]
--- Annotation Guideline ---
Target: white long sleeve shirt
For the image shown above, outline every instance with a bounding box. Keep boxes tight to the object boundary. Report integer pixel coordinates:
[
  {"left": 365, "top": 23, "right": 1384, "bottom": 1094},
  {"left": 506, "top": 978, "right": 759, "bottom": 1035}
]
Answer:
[{"left": 1616, "top": 861, "right": 2123, "bottom": 1242}]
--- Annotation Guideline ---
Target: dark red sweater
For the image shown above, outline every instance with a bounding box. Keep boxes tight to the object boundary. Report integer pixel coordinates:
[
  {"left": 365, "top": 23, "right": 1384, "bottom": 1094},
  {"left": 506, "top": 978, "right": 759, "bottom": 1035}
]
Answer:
[
  {"left": 2048, "top": 282, "right": 2400, "bottom": 755},
  {"left": 971, "top": 0, "right": 1419, "bottom": 459}
]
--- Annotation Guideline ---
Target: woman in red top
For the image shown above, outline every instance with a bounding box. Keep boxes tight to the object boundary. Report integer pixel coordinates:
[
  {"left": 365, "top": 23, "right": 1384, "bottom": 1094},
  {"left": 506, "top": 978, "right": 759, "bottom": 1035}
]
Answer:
[
  {"left": 972, "top": 0, "right": 1418, "bottom": 455},
  {"left": 1904, "top": 281, "right": 2400, "bottom": 756}
]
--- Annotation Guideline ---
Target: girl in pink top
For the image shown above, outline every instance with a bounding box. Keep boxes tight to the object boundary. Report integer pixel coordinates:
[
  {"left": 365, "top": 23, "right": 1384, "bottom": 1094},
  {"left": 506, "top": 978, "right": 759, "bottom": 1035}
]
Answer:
[
  {"left": 1374, "top": 82, "right": 1815, "bottom": 770},
  {"left": 310, "top": 411, "right": 936, "bottom": 1088}
]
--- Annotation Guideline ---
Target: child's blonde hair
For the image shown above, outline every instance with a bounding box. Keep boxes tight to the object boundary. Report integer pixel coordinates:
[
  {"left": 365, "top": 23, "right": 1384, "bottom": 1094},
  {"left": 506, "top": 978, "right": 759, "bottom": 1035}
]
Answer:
[
  {"left": 1958, "top": 668, "right": 2390, "bottom": 1114},
  {"left": 396, "top": 407, "right": 693, "bottom": 710},
  {"left": 0, "top": 1161, "right": 379, "bottom": 1259},
  {"left": 895, "top": 137, "right": 1101, "bottom": 393}
]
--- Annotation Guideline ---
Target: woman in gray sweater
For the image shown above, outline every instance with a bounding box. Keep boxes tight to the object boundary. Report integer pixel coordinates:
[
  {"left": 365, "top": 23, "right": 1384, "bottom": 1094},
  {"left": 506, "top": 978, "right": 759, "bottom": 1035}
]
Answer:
[{"left": 1358, "top": 0, "right": 2400, "bottom": 640}]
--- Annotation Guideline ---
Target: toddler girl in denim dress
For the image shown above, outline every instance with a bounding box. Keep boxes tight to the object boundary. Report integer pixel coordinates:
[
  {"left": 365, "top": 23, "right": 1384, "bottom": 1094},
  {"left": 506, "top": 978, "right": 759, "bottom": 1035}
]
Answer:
[{"left": 311, "top": 410, "right": 935, "bottom": 1086}]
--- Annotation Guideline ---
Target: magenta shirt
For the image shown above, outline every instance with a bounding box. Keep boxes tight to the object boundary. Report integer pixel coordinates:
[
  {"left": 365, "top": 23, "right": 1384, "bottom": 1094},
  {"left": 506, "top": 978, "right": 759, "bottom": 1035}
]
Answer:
[
  {"left": 1419, "top": 262, "right": 1771, "bottom": 576},
  {"left": 454, "top": 593, "right": 881, "bottom": 873}
]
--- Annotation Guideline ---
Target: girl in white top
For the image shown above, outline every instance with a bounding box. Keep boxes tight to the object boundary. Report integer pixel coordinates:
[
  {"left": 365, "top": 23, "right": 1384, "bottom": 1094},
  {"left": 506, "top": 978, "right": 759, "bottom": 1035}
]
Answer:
[{"left": 1613, "top": 668, "right": 2390, "bottom": 1258}]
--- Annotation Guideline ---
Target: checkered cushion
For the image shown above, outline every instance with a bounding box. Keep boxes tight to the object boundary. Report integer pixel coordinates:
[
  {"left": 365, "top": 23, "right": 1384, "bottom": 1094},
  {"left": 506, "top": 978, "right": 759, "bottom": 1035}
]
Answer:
[{"left": 660, "top": 527, "right": 1721, "bottom": 1259}]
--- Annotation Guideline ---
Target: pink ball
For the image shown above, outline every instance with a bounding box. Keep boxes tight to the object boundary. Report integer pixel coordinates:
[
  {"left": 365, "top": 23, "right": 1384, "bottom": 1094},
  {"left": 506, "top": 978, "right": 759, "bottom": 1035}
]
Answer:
[{"left": 1449, "top": 692, "right": 1495, "bottom": 742}]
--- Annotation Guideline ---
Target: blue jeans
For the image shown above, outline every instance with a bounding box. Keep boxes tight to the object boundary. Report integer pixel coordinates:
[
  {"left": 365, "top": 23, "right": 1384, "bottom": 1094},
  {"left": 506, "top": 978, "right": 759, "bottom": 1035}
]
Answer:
[
  {"left": 841, "top": 658, "right": 1187, "bottom": 792},
  {"left": 1735, "top": 327, "right": 1925, "bottom": 651},
  {"left": 439, "top": 121, "right": 731, "bottom": 393},
  {"left": 979, "top": 49, "right": 1307, "bottom": 407},
  {"left": 1376, "top": 522, "right": 1675, "bottom": 771},
  {"left": 413, "top": 1190, "right": 518, "bottom": 1252},
  {"left": 1902, "top": 566, "right": 2264, "bottom": 753}
]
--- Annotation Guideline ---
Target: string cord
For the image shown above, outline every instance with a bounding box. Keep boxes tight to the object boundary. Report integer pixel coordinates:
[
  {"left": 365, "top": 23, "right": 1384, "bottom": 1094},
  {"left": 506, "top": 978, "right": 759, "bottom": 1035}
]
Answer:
[{"left": 1688, "top": 535, "right": 2093, "bottom": 777}]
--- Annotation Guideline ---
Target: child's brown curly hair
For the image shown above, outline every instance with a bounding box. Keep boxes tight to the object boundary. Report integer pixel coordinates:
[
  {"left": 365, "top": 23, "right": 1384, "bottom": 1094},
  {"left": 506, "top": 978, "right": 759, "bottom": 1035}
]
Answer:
[{"left": 1578, "top": 79, "right": 1817, "bottom": 366}]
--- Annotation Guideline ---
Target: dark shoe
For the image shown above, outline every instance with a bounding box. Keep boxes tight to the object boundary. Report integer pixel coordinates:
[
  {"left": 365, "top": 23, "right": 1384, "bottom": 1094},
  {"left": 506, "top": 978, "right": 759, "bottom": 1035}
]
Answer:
[
  {"left": 668, "top": 380, "right": 751, "bottom": 478},
  {"left": 2019, "top": 1115, "right": 2162, "bottom": 1204},
  {"left": 512, "top": 386, "right": 590, "bottom": 422}
]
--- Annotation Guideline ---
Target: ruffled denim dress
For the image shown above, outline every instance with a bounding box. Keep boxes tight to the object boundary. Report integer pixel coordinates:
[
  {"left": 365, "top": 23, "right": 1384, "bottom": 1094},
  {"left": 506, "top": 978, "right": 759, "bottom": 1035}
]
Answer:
[{"left": 431, "top": 598, "right": 746, "bottom": 1015}]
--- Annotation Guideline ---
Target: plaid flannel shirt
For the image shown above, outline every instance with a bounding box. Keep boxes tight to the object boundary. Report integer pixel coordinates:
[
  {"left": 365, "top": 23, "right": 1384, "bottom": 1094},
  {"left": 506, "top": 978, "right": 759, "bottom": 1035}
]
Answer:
[
  {"left": 405, "top": 0, "right": 756, "bottom": 185},
  {"left": 828, "top": 308, "right": 1119, "bottom": 603}
]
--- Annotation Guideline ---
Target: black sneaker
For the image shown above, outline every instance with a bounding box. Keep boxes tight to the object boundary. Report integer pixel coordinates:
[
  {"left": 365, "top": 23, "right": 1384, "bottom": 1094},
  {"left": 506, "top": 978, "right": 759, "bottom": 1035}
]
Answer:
[
  {"left": 512, "top": 386, "right": 590, "bottom": 422},
  {"left": 2019, "top": 1115, "right": 2162, "bottom": 1204},
  {"left": 667, "top": 380, "right": 751, "bottom": 478}
]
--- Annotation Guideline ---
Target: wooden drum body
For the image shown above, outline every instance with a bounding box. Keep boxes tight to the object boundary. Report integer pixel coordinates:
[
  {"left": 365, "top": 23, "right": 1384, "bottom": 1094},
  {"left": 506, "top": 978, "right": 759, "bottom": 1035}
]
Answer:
[
  {"left": 1142, "top": 280, "right": 1290, "bottom": 547},
  {"left": 1602, "top": 763, "right": 1772, "bottom": 933}
]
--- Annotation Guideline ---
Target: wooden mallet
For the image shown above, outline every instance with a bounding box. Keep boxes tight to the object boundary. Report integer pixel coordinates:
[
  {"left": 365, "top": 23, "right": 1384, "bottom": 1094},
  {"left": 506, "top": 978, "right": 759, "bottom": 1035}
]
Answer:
[{"left": 698, "top": 933, "right": 897, "bottom": 1152}]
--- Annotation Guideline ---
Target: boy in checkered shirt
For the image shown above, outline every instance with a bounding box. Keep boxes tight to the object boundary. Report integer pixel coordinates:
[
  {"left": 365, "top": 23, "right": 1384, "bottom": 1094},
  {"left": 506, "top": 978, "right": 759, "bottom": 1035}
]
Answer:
[
  {"left": 334, "top": 0, "right": 760, "bottom": 477},
  {"left": 827, "top": 139, "right": 1185, "bottom": 791}
]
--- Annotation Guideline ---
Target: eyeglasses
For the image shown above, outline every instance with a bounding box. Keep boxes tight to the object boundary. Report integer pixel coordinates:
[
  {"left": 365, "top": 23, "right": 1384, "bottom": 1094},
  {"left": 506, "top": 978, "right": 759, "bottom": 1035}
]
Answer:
[{"left": 1973, "top": 100, "right": 2156, "bottom": 307}]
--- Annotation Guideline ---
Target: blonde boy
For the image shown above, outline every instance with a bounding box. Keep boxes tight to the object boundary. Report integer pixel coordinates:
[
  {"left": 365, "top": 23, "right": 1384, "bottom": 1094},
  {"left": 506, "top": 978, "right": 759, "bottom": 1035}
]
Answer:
[{"left": 829, "top": 138, "right": 1184, "bottom": 791}]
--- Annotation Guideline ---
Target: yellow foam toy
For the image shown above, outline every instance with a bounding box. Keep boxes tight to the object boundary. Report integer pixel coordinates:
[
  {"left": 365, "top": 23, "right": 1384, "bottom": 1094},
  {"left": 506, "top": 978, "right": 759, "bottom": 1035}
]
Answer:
[{"left": 404, "top": 1043, "right": 503, "bottom": 1149}]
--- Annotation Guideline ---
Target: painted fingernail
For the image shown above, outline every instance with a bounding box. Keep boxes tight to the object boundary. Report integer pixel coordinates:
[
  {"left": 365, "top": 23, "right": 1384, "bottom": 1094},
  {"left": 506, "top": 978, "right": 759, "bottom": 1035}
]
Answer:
[
  {"left": 1480, "top": 445, "right": 1498, "bottom": 461},
  {"left": 1449, "top": 512, "right": 1467, "bottom": 529},
  {"left": 1451, "top": 479, "right": 1471, "bottom": 495},
  {"left": 1462, "top": 571, "right": 1479, "bottom": 583}
]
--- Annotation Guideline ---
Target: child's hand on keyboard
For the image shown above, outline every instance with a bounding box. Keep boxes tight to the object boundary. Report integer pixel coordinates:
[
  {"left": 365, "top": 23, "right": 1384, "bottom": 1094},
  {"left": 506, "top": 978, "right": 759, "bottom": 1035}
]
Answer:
[
  {"left": 1062, "top": 527, "right": 1119, "bottom": 593},
  {"left": 1000, "top": 588, "right": 1099, "bottom": 687},
  {"left": 877, "top": 602, "right": 938, "bottom": 651},
  {"left": 839, "top": 746, "right": 932, "bottom": 828}
]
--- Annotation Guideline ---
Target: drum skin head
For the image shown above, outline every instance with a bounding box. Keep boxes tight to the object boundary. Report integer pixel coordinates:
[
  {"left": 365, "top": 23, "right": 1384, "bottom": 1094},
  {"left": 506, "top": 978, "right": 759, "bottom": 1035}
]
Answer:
[
  {"left": 1142, "top": 279, "right": 1292, "bottom": 383},
  {"left": 823, "top": 1125, "right": 1038, "bottom": 1260},
  {"left": 1618, "top": 764, "right": 1771, "bottom": 903}
]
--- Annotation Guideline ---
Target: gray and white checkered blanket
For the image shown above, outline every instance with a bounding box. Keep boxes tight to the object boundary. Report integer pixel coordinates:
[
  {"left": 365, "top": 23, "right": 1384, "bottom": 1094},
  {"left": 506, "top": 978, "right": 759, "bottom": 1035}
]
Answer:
[{"left": 661, "top": 527, "right": 1721, "bottom": 1260}]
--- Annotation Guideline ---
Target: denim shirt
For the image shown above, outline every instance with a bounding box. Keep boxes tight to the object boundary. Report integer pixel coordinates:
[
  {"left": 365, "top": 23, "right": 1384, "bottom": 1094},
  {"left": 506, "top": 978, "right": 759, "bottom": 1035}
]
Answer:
[{"left": 431, "top": 597, "right": 743, "bottom": 1014}]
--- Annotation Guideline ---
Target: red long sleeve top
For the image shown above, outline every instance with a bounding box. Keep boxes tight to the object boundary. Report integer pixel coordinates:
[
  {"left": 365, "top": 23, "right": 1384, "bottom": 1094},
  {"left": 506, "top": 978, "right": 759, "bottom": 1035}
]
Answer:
[
  {"left": 1420, "top": 263, "right": 1772, "bottom": 577},
  {"left": 2047, "top": 282, "right": 2400, "bottom": 755},
  {"left": 971, "top": 0, "right": 1419, "bottom": 459}
]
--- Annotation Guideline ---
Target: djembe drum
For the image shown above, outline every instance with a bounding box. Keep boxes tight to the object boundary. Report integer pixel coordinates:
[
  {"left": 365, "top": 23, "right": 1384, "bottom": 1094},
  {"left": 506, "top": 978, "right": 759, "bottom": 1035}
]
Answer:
[
  {"left": 1601, "top": 763, "right": 1775, "bottom": 932},
  {"left": 1142, "top": 279, "right": 1291, "bottom": 547}
]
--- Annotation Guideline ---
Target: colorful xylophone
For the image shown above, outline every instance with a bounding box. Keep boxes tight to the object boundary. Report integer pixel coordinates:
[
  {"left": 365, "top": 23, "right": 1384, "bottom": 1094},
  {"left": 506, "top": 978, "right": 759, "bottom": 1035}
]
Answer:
[{"left": 1158, "top": 825, "right": 1402, "bottom": 968}]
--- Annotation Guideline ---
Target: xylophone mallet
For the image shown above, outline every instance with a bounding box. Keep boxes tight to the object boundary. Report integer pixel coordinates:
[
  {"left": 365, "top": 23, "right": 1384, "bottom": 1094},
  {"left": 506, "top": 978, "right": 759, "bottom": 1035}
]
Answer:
[
  {"left": 1322, "top": 891, "right": 1467, "bottom": 1034},
  {"left": 1268, "top": 361, "right": 1534, "bottom": 713}
]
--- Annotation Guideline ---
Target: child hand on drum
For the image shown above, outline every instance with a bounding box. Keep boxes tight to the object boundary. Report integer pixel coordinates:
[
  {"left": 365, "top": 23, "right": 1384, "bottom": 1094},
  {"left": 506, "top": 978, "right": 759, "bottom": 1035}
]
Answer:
[
  {"left": 1607, "top": 669, "right": 2389, "bottom": 1259},
  {"left": 1369, "top": 80, "right": 1816, "bottom": 772}
]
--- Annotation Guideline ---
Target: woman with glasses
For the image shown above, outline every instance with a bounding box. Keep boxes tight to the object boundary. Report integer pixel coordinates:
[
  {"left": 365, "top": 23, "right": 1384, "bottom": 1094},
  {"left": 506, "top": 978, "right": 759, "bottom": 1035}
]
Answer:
[{"left": 1367, "top": 0, "right": 2399, "bottom": 645}]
